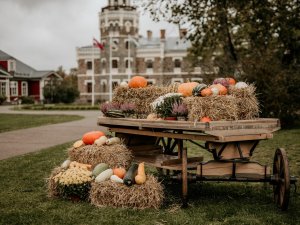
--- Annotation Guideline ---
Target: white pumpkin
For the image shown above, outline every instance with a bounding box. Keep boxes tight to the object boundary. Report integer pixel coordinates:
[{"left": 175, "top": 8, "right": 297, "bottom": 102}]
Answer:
[
  {"left": 120, "top": 81, "right": 128, "bottom": 88},
  {"left": 235, "top": 82, "right": 248, "bottom": 89},
  {"left": 211, "top": 87, "right": 219, "bottom": 95}
]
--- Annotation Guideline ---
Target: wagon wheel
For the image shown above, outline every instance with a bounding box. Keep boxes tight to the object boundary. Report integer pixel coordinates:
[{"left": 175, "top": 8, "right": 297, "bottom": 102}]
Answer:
[{"left": 273, "top": 148, "right": 290, "bottom": 210}]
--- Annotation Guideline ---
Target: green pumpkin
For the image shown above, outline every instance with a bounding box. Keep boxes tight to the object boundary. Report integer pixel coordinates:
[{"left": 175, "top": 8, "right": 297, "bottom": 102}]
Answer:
[{"left": 192, "top": 84, "right": 207, "bottom": 96}]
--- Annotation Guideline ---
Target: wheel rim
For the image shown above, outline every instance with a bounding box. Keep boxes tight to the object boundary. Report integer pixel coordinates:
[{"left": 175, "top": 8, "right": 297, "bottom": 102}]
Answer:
[{"left": 273, "top": 148, "right": 290, "bottom": 210}]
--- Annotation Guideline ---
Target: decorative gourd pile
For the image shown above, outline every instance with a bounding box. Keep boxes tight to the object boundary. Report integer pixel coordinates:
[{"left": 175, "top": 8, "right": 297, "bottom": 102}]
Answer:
[{"left": 47, "top": 130, "right": 164, "bottom": 209}]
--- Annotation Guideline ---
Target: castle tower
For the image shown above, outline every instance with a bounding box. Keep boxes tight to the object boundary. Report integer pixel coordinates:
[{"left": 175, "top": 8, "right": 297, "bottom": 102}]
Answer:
[{"left": 99, "top": 0, "right": 139, "bottom": 100}]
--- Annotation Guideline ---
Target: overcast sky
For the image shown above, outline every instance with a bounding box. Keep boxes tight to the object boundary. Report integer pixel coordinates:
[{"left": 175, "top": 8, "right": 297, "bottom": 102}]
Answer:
[{"left": 0, "top": 0, "right": 178, "bottom": 72}]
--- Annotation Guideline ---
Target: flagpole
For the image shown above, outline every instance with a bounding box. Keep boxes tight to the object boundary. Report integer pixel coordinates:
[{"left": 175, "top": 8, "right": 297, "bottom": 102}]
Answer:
[
  {"left": 128, "top": 34, "right": 131, "bottom": 81},
  {"left": 109, "top": 35, "right": 112, "bottom": 102},
  {"left": 92, "top": 44, "right": 95, "bottom": 106}
]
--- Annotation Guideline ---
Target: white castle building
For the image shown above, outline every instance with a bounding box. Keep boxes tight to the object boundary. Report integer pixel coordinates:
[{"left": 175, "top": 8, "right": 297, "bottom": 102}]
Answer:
[{"left": 76, "top": 0, "right": 204, "bottom": 103}]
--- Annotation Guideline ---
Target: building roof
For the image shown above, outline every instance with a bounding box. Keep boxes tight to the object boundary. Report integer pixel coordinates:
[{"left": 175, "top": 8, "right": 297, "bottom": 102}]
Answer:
[
  {"left": 138, "top": 37, "right": 191, "bottom": 52},
  {"left": 0, "top": 67, "right": 12, "bottom": 78},
  {"left": 0, "top": 50, "right": 61, "bottom": 79}
]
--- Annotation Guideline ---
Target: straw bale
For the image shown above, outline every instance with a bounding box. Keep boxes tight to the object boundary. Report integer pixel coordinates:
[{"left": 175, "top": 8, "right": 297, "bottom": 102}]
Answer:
[
  {"left": 229, "top": 85, "right": 260, "bottom": 120},
  {"left": 47, "top": 167, "right": 64, "bottom": 198},
  {"left": 90, "top": 175, "right": 164, "bottom": 209},
  {"left": 68, "top": 144, "right": 132, "bottom": 169},
  {"left": 184, "top": 96, "right": 239, "bottom": 121},
  {"left": 112, "top": 84, "right": 179, "bottom": 116}
]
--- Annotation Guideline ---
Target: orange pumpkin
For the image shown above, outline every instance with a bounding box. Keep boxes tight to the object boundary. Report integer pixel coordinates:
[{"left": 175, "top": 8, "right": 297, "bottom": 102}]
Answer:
[
  {"left": 82, "top": 131, "right": 105, "bottom": 145},
  {"left": 178, "top": 82, "right": 199, "bottom": 97},
  {"left": 226, "top": 77, "right": 236, "bottom": 85},
  {"left": 216, "top": 84, "right": 227, "bottom": 95},
  {"left": 200, "top": 116, "right": 212, "bottom": 122},
  {"left": 113, "top": 167, "right": 126, "bottom": 179},
  {"left": 128, "top": 76, "right": 148, "bottom": 88},
  {"left": 201, "top": 88, "right": 213, "bottom": 97}
]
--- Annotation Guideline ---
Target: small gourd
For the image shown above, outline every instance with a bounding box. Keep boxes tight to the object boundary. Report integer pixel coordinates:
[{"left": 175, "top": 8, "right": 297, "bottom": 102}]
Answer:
[
  {"left": 200, "top": 116, "right": 212, "bottom": 122},
  {"left": 94, "top": 136, "right": 108, "bottom": 146},
  {"left": 106, "top": 137, "right": 121, "bottom": 145},
  {"left": 92, "top": 163, "right": 109, "bottom": 177},
  {"left": 201, "top": 88, "right": 213, "bottom": 97},
  {"left": 61, "top": 159, "right": 71, "bottom": 169},
  {"left": 192, "top": 84, "right": 207, "bottom": 96},
  {"left": 120, "top": 81, "right": 128, "bottom": 88},
  {"left": 110, "top": 175, "right": 124, "bottom": 183},
  {"left": 235, "top": 82, "right": 248, "bottom": 89},
  {"left": 113, "top": 167, "right": 126, "bottom": 179},
  {"left": 73, "top": 140, "right": 85, "bottom": 148},
  {"left": 226, "top": 77, "right": 236, "bottom": 85},
  {"left": 123, "top": 163, "right": 138, "bottom": 186},
  {"left": 95, "top": 169, "right": 113, "bottom": 183},
  {"left": 135, "top": 162, "right": 146, "bottom": 185}
]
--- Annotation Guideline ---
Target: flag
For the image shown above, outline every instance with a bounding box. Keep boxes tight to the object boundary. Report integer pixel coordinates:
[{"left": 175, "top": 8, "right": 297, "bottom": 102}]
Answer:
[{"left": 93, "top": 38, "right": 104, "bottom": 50}]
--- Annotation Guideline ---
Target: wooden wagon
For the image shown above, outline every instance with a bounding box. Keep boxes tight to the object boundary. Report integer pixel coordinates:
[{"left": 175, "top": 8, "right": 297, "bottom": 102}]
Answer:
[{"left": 98, "top": 117, "right": 297, "bottom": 210}]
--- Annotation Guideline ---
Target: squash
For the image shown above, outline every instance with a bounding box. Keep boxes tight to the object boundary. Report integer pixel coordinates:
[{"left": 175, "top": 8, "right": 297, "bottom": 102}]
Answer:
[
  {"left": 82, "top": 131, "right": 105, "bottom": 145},
  {"left": 123, "top": 163, "right": 138, "bottom": 186},
  {"left": 216, "top": 84, "right": 227, "bottom": 95},
  {"left": 200, "top": 116, "right": 212, "bottom": 122},
  {"left": 61, "top": 159, "right": 71, "bottom": 169},
  {"left": 201, "top": 88, "right": 213, "bottom": 97},
  {"left": 226, "top": 77, "right": 236, "bottom": 85},
  {"left": 110, "top": 175, "right": 124, "bottom": 183},
  {"left": 192, "top": 84, "right": 207, "bottom": 96},
  {"left": 178, "top": 82, "right": 199, "bottom": 97},
  {"left": 135, "top": 162, "right": 146, "bottom": 185},
  {"left": 128, "top": 76, "right": 147, "bottom": 88},
  {"left": 95, "top": 169, "right": 113, "bottom": 183},
  {"left": 113, "top": 167, "right": 126, "bottom": 179},
  {"left": 92, "top": 163, "right": 109, "bottom": 177},
  {"left": 120, "top": 81, "right": 128, "bottom": 88},
  {"left": 73, "top": 140, "right": 84, "bottom": 148},
  {"left": 106, "top": 137, "right": 121, "bottom": 145},
  {"left": 94, "top": 136, "right": 108, "bottom": 146}
]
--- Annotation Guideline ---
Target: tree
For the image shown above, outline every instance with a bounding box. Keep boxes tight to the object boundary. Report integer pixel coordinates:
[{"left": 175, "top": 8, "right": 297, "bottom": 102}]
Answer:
[
  {"left": 43, "top": 66, "right": 79, "bottom": 104},
  {"left": 138, "top": 0, "right": 300, "bottom": 126}
]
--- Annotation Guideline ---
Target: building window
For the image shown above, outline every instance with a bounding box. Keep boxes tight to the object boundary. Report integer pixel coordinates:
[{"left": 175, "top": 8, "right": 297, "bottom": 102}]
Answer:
[
  {"left": 146, "top": 60, "right": 153, "bottom": 69},
  {"left": 174, "top": 59, "right": 181, "bottom": 68},
  {"left": 86, "top": 61, "right": 92, "bottom": 70},
  {"left": 0, "top": 82, "right": 6, "bottom": 96},
  {"left": 87, "top": 82, "right": 92, "bottom": 93},
  {"left": 112, "top": 60, "right": 118, "bottom": 68},
  {"left": 125, "top": 41, "right": 129, "bottom": 49},
  {"left": 21, "top": 81, "right": 28, "bottom": 96},
  {"left": 10, "top": 81, "right": 18, "bottom": 96}
]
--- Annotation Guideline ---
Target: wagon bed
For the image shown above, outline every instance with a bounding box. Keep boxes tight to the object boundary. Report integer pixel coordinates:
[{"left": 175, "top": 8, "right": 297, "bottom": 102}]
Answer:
[{"left": 98, "top": 117, "right": 296, "bottom": 210}]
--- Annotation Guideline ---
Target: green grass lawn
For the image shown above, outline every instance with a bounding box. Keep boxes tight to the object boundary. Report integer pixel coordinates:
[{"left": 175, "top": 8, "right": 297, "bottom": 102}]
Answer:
[
  {"left": 0, "top": 114, "right": 83, "bottom": 133},
  {"left": 0, "top": 127, "right": 299, "bottom": 225}
]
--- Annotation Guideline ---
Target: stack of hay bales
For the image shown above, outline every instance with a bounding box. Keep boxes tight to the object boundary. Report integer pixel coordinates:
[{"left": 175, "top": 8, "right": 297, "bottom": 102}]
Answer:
[
  {"left": 47, "top": 142, "right": 164, "bottom": 209},
  {"left": 112, "top": 84, "right": 178, "bottom": 117},
  {"left": 112, "top": 83, "right": 259, "bottom": 121}
]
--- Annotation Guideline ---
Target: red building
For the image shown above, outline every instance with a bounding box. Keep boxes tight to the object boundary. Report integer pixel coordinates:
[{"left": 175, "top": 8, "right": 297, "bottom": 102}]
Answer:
[{"left": 0, "top": 50, "right": 62, "bottom": 103}]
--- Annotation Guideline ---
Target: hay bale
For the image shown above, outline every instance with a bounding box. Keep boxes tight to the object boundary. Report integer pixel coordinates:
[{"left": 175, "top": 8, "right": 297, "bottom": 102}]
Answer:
[
  {"left": 47, "top": 167, "right": 64, "bottom": 198},
  {"left": 184, "top": 96, "right": 239, "bottom": 121},
  {"left": 90, "top": 175, "right": 164, "bottom": 209},
  {"left": 229, "top": 85, "right": 260, "bottom": 120},
  {"left": 68, "top": 144, "right": 132, "bottom": 169},
  {"left": 112, "top": 84, "right": 179, "bottom": 116}
]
